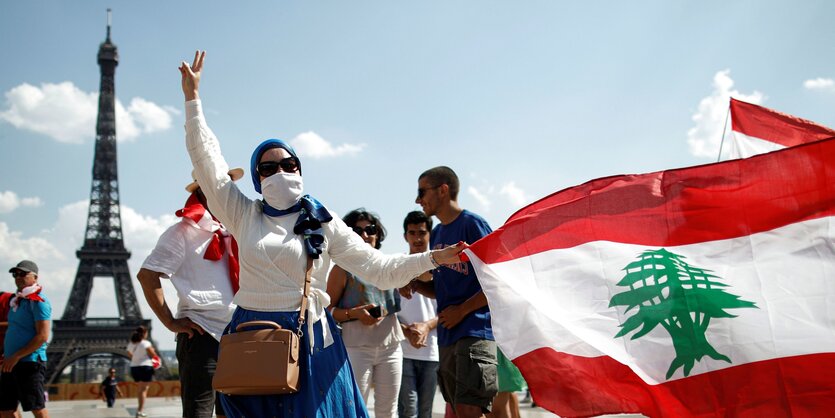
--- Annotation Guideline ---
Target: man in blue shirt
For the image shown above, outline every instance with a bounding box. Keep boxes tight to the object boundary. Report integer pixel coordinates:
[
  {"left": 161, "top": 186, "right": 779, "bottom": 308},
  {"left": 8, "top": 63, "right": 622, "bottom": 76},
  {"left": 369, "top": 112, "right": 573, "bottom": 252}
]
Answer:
[
  {"left": 411, "top": 166, "right": 497, "bottom": 418},
  {"left": 1, "top": 260, "right": 51, "bottom": 418}
]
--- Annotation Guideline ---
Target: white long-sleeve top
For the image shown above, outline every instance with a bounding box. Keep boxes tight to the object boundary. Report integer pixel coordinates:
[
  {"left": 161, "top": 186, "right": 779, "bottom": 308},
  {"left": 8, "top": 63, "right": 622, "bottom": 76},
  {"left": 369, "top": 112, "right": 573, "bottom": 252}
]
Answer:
[{"left": 184, "top": 100, "right": 435, "bottom": 337}]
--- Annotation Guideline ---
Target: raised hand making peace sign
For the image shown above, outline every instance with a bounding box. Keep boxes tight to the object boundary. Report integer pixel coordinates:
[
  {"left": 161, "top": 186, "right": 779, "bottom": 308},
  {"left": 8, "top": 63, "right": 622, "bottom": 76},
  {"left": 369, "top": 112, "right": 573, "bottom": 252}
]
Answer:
[{"left": 179, "top": 50, "right": 205, "bottom": 101}]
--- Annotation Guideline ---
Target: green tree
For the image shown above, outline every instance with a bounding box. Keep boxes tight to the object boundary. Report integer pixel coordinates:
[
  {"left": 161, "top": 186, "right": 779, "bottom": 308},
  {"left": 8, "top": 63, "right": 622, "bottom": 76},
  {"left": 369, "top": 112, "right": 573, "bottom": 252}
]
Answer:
[{"left": 609, "top": 248, "right": 757, "bottom": 379}]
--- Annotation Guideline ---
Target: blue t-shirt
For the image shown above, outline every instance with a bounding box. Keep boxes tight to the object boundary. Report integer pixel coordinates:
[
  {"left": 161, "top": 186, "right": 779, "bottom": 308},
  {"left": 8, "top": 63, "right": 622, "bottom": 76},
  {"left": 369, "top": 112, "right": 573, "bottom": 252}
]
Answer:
[
  {"left": 431, "top": 209, "right": 493, "bottom": 347},
  {"left": 4, "top": 294, "right": 51, "bottom": 362}
]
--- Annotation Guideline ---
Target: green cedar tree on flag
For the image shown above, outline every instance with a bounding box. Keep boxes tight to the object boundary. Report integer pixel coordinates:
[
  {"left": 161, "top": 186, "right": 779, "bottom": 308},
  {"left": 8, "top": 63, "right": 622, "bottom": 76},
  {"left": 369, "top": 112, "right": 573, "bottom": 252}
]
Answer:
[{"left": 464, "top": 137, "right": 835, "bottom": 418}]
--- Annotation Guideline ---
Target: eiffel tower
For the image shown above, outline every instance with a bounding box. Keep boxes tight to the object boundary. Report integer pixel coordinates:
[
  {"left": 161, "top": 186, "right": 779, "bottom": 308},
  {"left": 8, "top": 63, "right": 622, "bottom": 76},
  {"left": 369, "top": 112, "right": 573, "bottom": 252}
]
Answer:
[{"left": 45, "top": 11, "right": 165, "bottom": 384}]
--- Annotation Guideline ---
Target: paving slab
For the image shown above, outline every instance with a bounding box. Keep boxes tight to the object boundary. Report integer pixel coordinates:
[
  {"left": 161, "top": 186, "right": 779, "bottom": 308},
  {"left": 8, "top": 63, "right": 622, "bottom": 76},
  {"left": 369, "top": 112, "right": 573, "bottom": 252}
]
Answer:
[{"left": 39, "top": 389, "right": 643, "bottom": 418}]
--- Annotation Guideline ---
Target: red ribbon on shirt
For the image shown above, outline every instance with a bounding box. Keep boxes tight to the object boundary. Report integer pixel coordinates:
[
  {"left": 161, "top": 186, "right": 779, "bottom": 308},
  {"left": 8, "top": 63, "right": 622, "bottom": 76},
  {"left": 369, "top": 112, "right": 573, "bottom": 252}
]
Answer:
[{"left": 176, "top": 193, "right": 240, "bottom": 294}]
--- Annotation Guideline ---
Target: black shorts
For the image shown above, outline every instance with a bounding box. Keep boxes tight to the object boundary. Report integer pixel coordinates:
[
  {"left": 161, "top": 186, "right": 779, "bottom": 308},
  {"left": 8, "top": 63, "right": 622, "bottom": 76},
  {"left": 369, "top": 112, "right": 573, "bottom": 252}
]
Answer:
[
  {"left": 0, "top": 360, "right": 47, "bottom": 412},
  {"left": 130, "top": 365, "right": 155, "bottom": 382}
]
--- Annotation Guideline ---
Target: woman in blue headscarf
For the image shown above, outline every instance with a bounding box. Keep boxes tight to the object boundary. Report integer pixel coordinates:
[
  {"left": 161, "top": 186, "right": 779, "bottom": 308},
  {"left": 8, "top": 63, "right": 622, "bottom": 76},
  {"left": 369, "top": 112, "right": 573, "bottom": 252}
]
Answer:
[{"left": 178, "top": 51, "right": 463, "bottom": 418}]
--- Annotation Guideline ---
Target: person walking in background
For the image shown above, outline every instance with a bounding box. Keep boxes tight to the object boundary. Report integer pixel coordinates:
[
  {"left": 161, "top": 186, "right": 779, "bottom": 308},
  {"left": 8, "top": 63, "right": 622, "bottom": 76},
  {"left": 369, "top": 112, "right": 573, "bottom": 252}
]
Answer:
[
  {"left": 126, "top": 326, "right": 157, "bottom": 418},
  {"left": 0, "top": 260, "right": 51, "bottom": 418},
  {"left": 178, "top": 50, "right": 464, "bottom": 418},
  {"left": 397, "top": 211, "right": 440, "bottom": 418},
  {"left": 411, "top": 167, "right": 497, "bottom": 418},
  {"left": 100, "top": 368, "right": 124, "bottom": 408},
  {"left": 327, "top": 209, "right": 404, "bottom": 418},
  {"left": 137, "top": 172, "right": 242, "bottom": 418}
]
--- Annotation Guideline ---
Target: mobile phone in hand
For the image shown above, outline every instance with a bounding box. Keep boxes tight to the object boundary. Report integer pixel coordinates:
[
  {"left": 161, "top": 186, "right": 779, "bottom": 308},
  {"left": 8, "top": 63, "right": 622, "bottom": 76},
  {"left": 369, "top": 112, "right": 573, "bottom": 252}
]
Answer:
[{"left": 368, "top": 305, "right": 382, "bottom": 318}]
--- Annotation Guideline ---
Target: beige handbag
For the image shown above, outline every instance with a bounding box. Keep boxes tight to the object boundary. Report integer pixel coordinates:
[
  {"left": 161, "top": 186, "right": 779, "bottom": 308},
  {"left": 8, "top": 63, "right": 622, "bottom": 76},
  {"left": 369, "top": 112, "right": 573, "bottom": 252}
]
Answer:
[{"left": 213, "top": 258, "right": 313, "bottom": 395}]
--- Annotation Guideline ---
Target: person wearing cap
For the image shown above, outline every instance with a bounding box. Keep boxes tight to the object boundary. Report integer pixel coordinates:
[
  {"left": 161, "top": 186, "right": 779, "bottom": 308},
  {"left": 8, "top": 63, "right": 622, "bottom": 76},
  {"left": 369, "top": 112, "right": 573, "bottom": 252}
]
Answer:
[
  {"left": 178, "top": 51, "right": 465, "bottom": 418},
  {"left": 136, "top": 170, "right": 243, "bottom": 418},
  {"left": 1, "top": 260, "right": 51, "bottom": 418}
]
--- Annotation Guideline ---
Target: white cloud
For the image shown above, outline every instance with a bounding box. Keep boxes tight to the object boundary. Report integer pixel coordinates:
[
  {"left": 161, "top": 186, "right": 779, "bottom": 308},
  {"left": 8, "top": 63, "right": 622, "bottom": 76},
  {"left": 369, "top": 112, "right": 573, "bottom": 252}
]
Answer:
[
  {"left": 0, "top": 222, "right": 65, "bottom": 264},
  {"left": 0, "top": 82, "right": 97, "bottom": 144},
  {"left": 0, "top": 200, "right": 181, "bottom": 349},
  {"left": 120, "top": 205, "right": 178, "bottom": 259},
  {"left": 0, "top": 82, "right": 175, "bottom": 143},
  {"left": 288, "top": 131, "right": 366, "bottom": 159},
  {"left": 466, "top": 180, "right": 530, "bottom": 215},
  {"left": 467, "top": 186, "right": 491, "bottom": 211},
  {"left": 803, "top": 77, "right": 835, "bottom": 92},
  {"left": 0, "top": 190, "right": 43, "bottom": 214},
  {"left": 499, "top": 182, "right": 527, "bottom": 207},
  {"left": 687, "top": 70, "right": 764, "bottom": 158}
]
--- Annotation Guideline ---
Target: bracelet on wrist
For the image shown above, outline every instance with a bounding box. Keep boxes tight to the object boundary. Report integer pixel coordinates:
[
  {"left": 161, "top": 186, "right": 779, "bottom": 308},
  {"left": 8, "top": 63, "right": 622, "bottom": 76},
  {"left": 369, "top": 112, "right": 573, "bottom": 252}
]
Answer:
[{"left": 430, "top": 251, "right": 441, "bottom": 268}]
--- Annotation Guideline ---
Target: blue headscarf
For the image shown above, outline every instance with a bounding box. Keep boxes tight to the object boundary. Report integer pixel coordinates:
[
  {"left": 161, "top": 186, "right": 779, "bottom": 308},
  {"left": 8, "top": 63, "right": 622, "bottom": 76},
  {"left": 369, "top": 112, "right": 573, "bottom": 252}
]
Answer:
[{"left": 251, "top": 139, "right": 332, "bottom": 258}]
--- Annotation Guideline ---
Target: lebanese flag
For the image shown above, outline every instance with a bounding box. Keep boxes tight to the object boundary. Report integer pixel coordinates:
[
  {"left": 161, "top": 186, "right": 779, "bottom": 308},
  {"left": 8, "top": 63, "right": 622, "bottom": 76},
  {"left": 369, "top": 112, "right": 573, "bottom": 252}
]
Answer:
[
  {"left": 723, "top": 97, "right": 835, "bottom": 159},
  {"left": 466, "top": 138, "right": 835, "bottom": 418}
]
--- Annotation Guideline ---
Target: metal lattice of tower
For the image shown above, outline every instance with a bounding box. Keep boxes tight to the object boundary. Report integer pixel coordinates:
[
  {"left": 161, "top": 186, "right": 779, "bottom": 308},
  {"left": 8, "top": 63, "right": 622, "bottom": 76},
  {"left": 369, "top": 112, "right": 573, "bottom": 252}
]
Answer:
[{"left": 45, "top": 11, "right": 166, "bottom": 384}]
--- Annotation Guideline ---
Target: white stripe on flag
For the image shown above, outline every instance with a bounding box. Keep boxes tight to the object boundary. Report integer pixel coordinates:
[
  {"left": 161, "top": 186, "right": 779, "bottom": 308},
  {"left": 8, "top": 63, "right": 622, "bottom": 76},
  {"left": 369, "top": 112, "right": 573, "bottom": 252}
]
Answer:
[
  {"left": 725, "top": 130, "right": 786, "bottom": 160},
  {"left": 470, "top": 215, "right": 835, "bottom": 385}
]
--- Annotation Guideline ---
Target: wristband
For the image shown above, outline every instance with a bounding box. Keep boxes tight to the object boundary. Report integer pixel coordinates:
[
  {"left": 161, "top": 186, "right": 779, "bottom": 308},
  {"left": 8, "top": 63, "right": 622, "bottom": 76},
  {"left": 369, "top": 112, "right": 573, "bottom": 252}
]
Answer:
[{"left": 430, "top": 251, "right": 441, "bottom": 268}]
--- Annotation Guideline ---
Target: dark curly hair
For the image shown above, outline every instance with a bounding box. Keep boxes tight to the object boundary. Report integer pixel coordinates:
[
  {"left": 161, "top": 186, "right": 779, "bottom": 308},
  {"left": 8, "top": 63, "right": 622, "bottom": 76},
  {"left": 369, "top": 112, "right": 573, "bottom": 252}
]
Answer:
[{"left": 343, "top": 208, "right": 386, "bottom": 249}]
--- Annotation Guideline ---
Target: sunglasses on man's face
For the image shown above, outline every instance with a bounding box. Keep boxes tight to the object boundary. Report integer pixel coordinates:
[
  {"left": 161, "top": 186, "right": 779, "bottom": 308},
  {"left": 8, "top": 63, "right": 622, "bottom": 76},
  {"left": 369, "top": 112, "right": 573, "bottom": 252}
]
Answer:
[
  {"left": 11, "top": 271, "right": 30, "bottom": 278},
  {"left": 352, "top": 225, "right": 378, "bottom": 236},
  {"left": 416, "top": 185, "right": 441, "bottom": 200},
  {"left": 257, "top": 157, "right": 300, "bottom": 178}
]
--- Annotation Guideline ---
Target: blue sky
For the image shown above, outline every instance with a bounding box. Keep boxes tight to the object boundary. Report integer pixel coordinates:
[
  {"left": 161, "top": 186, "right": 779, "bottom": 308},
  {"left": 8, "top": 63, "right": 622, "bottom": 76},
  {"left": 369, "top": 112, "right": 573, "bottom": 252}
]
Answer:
[{"left": 2, "top": 1, "right": 835, "bottom": 350}]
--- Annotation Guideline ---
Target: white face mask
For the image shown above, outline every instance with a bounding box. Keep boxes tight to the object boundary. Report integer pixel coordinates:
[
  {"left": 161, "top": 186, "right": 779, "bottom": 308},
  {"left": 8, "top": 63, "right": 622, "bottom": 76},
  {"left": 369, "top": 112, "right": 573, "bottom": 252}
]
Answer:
[{"left": 261, "top": 172, "right": 304, "bottom": 210}]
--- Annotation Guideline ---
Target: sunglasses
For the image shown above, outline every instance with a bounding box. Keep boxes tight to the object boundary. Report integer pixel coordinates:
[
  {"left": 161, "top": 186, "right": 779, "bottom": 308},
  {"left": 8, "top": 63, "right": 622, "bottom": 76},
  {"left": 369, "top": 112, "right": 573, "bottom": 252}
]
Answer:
[
  {"left": 257, "top": 157, "right": 300, "bottom": 178},
  {"left": 11, "top": 271, "right": 30, "bottom": 278},
  {"left": 352, "top": 225, "right": 378, "bottom": 236},
  {"left": 416, "top": 185, "right": 442, "bottom": 199}
]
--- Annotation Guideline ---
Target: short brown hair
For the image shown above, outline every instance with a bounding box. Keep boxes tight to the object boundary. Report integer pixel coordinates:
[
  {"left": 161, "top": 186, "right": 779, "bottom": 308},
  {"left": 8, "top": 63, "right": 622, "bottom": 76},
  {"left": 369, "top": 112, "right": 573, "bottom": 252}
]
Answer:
[{"left": 419, "top": 166, "right": 459, "bottom": 200}]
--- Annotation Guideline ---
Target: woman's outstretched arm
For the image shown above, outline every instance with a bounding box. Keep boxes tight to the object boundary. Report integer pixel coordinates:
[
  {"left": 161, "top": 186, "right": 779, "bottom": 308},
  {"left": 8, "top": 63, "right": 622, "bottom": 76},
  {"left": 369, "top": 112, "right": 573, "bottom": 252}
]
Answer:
[{"left": 179, "top": 50, "right": 251, "bottom": 233}]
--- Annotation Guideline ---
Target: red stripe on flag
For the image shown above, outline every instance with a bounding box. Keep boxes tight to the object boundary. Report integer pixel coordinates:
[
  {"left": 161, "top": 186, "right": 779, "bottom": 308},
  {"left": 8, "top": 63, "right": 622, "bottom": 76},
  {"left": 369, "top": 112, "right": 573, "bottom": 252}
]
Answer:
[
  {"left": 470, "top": 138, "right": 835, "bottom": 264},
  {"left": 730, "top": 98, "right": 835, "bottom": 147},
  {"left": 515, "top": 348, "right": 835, "bottom": 418}
]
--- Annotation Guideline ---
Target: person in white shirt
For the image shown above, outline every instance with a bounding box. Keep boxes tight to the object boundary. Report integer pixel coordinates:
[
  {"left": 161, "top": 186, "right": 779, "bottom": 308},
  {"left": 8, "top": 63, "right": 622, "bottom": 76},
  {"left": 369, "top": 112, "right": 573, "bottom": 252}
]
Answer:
[
  {"left": 137, "top": 173, "right": 242, "bottom": 418},
  {"left": 177, "top": 50, "right": 464, "bottom": 418},
  {"left": 126, "top": 326, "right": 158, "bottom": 418},
  {"left": 397, "top": 211, "right": 440, "bottom": 418}
]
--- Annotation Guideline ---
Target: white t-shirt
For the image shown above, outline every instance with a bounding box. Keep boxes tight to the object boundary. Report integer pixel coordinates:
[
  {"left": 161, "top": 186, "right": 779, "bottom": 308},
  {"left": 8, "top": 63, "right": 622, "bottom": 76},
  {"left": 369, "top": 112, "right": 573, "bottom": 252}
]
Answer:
[
  {"left": 127, "top": 340, "right": 153, "bottom": 367},
  {"left": 141, "top": 211, "right": 237, "bottom": 340},
  {"left": 397, "top": 292, "right": 439, "bottom": 362}
]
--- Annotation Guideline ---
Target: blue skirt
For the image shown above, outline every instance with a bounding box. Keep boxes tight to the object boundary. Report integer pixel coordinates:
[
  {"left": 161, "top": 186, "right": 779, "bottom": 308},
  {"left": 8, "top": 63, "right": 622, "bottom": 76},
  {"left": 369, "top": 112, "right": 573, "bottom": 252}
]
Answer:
[{"left": 219, "top": 307, "right": 369, "bottom": 418}]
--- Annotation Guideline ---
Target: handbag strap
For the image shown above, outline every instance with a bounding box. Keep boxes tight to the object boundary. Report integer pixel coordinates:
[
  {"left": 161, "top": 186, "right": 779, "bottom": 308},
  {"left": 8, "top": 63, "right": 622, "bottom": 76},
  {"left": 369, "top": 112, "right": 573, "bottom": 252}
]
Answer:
[
  {"left": 296, "top": 257, "right": 314, "bottom": 337},
  {"left": 236, "top": 320, "right": 282, "bottom": 332}
]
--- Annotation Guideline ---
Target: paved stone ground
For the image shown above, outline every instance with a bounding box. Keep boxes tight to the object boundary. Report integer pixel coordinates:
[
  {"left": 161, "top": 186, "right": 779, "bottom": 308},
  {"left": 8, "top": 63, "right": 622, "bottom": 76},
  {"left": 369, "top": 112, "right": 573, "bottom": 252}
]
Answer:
[{"left": 41, "top": 389, "right": 643, "bottom": 417}]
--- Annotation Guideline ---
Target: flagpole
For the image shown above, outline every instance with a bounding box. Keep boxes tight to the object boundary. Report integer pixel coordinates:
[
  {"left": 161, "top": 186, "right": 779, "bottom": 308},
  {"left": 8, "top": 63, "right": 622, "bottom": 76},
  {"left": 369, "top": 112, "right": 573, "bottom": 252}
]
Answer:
[{"left": 716, "top": 101, "right": 731, "bottom": 162}]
